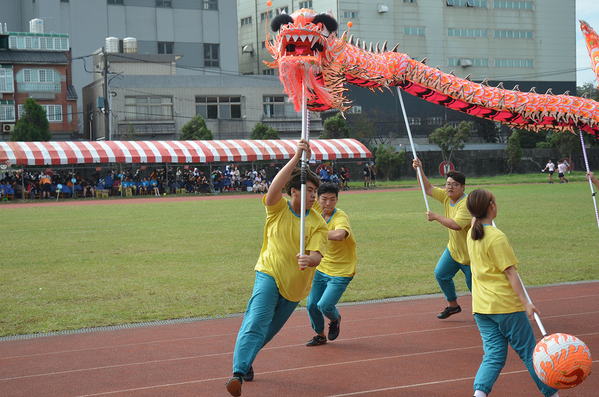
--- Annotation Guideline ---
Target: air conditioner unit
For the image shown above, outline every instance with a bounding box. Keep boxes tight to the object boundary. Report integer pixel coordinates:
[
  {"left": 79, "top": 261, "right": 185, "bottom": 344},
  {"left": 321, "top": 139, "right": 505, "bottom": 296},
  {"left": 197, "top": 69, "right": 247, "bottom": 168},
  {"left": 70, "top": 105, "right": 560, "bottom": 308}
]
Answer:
[
  {"left": 377, "top": 4, "right": 389, "bottom": 13},
  {"left": 242, "top": 44, "right": 254, "bottom": 53},
  {"left": 2, "top": 123, "right": 15, "bottom": 133},
  {"left": 460, "top": 58, "right": 473, "bottom": 67}
]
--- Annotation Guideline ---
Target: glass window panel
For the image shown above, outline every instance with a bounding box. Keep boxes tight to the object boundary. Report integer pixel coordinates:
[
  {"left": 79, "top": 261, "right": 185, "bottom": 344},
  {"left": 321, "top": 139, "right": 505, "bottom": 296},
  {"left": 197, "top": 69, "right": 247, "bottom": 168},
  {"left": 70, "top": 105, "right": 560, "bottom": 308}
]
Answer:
[
  {"left": 207, "top": 97, "right": 217, "bottom": 103},
  {"left": 231, "top": 105, "right": 241, "bottom": 119},
  {"left": 206, "top": 104, "right": 218, "bottom": 119},
  {"left": 137, "top": 105, "right": 149, "bottom": 119},
  {"left": 149, "top": 97, "right": 161, "bottom": 104},
  {"left": 219, "top": 105, "right": 231, "bottom": 119},
  {"left": 137, "top": 97, "right": 148, "bottom": 104},
  {"left": 125, "top": 97, "right": 136, "bottom": 104},
  {"left": 196, "top": 105, "right": 207, "bottom": 118},
  {"left": 125, "top": 105, "right": 136, "bottom": 118}
]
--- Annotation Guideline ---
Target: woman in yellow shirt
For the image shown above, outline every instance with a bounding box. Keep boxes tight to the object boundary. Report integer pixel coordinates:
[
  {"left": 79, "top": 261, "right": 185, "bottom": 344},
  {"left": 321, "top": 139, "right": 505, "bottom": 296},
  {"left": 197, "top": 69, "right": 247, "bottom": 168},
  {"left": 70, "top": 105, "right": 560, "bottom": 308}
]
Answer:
[{"left": 466, "top": 189, "right": 559, "bottom": 397}]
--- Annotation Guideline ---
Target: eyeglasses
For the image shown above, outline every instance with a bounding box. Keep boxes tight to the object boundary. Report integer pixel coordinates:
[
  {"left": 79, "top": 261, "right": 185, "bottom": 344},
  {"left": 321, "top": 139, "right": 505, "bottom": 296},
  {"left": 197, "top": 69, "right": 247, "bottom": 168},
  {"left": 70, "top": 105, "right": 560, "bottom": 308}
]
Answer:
[{"left": 445, "top": 182, "right": 461, "bottom": 188}]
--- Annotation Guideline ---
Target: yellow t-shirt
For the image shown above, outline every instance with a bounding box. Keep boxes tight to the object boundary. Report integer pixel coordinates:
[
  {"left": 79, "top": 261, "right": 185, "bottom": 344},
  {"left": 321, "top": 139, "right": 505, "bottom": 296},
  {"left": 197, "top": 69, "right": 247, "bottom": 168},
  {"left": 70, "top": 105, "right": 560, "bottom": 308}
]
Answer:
[
  {"left": 432, "top": 187, "right": 471, "bottom": 265},
  {"left": 255, "top": 195, "right": 328, "bottom": 302},
  {"left": 467, "top": 225, "right": 524, "bottom": 314},
  {"left": 312, "top": 202, "right": 357, "bottom": 278}
]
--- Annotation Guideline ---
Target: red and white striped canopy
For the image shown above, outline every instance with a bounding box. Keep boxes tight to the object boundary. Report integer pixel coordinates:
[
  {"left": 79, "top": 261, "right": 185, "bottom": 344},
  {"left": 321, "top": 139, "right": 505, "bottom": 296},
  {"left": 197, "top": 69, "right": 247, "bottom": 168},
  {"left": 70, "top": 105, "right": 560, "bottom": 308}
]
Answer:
[{"left": 0, "top": 139, "right": 372, "bottom": 166}]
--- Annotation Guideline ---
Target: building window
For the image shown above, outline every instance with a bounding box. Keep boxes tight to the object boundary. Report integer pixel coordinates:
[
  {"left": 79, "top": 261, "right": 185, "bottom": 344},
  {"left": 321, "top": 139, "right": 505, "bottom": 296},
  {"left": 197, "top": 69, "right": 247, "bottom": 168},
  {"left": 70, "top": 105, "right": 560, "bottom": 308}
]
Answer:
[
  {"left": 448, "top": 58, "right": 488, "bottom": 67},
  {"left": 262, "top": 69, "right": 274, "bottom": 75},
  {"left": 0, "top": 68, "right": 14, "bottom": 93},
  {"left": 494, "top": 1, "right": 532, "bottom": 9},
  {"left": 16, "top": 69, "right": 61, "bottom": 92},
  {"left": 107, "top": 0, "right": 124, "bottom": 4},
  {"left": 343, "top": 11, "right": 359, "bottom": 19},
  {"left": 403, "top": 0, "right": 417, "bottom": 2},
  {"left": 427, "top": 117, "right": 443, "bottom": 125},
  {"left": 203, "top": 0, "right": 218, "bottom": 10},
  {"left": 407, "top": 117, "right": 421, "bottom": 125},
  {"left": 299, "top": 1, "right": 312, "bottom": 8},
  {"left": 18, "top": 104, "right": 63, "bottom": 122},
  {"left": 0, "top": 105, "right": 15, "bottom": 122},
  {"left": 8, "top": 35, "right": 69, "bottom": 50},
  {"left": 158, "top": 42, "right": 173, "bottom": 54},
  {"left": 494, "top": 59, "right": 533, "bottom": 67},
  {"left": 404, "top": 27, "right": 425, "bottom": 35},
  {"left": 494, "top": 30, "right": 533, "bottom": 39},
  {"left": 156, "top": 0, "right": 171, "bottom": 7},
  {"left": 447, "top": 28, "right": 488, "bottom": 37},
  {"left": 124, "top": 96, "right": 173, "bottom": 120},
  {"left": 263, "top": 96, "right": 298, "bottom": 118},
  {"left": 204, "top": 44, "right": 219, "bottom": 67},
  {"left": 241, "top": 17, "right": 252, "bottom": 27},
  {"left": 261, "top": 10, "right": 273, "bottom": 21},
  {"left": 449, "top": 0, "right": 487, "bottom": 6},
  {"left": 346, "top": 105, "right": 362, "bottom": 114},
  {"left": 278, "top": 7, "right": 289, "bottom": 14},
  {"left": 195, "top": 96, "right": 241, "bottom": 120}
]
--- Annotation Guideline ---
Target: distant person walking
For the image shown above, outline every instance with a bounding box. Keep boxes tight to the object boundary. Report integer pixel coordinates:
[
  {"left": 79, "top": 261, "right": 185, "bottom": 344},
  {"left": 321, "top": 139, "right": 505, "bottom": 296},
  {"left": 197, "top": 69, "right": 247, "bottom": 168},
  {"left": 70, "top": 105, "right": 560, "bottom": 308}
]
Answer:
[
  {"left": 557, "top": 160, "right": 569, "bottom": 184},
  {"left": 542, "top": 160, "right": 555, "bottom": 184}
]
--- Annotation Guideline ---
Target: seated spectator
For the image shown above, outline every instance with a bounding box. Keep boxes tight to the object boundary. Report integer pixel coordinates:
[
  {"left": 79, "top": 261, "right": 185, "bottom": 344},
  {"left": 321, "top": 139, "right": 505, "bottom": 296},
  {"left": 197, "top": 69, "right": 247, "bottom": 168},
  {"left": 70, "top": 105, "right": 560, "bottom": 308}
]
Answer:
[
  {"left": 104, "top": 172, "right": 113, "bottom": 195},
  {"left": 243, "top": 177, "right": 253, "bottom": 191},
  {"left": 257, "top": 179, "right": 269, "bottom": 194},
  {"left": 319, "top": 167, "right": 330, "bottom": 182},
  {"left": 81, "top": 178, "right": 95, "bottom": 198},
  {"left": 198, "top": 173, "right": 210, "bottom": 195},
  {"left": 96, "top": 179, "right": 105, "bottom": 191},
  {"left": 141, "top": 178, "right": 150, "bottom": 195},
  {"left": 150, "top": 178, "right": 160, "bottom": 196},
  {"left": 112, "top": 178, "right": 121, "bottom": 196},
  {"left": 222, "top": 176, "right": 232, "bottom": 192},
  {"left": 60, "top": 184, "right": 72, "bottom": 198}
]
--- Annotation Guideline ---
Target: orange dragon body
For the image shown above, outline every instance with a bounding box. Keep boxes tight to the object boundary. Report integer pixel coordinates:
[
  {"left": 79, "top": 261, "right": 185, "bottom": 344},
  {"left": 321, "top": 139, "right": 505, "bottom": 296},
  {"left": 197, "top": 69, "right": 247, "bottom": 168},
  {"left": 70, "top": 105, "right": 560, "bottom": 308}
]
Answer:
[{"left": 265, "top": 8, "right": 599, "bottom": 136}]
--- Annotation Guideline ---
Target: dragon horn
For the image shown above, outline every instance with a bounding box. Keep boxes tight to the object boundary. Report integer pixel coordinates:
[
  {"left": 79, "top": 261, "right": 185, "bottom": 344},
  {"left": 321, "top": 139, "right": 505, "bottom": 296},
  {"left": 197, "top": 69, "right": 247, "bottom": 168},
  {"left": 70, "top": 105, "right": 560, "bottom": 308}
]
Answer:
[
  {"left": 355, "top": 38, "right": 360, "bottom": 46},
  {"left": 421, "top": 57, "right": 428, "bottom": 65},
  {"left": 582, "top": 92, "right": 589, "bottom": 98},
  {"left": 496, "top": 82, "right": 504, "bottom": 89},
  {"left": 349, "top": 34, "right": 354, "bottom": 44},
  {"left": 382, "top": 41, "right": 388, "bottom": 52},
  {"left": 369, "top": 42, "right": 373, "bottom": 52},
  {"left": 529, "top": 87, "right": 536, "bottom": 93},
  {"left": 392, "top": 43, "right": 400, "bottom": 52},
  {"left": 563, "top": 90, "right": 570, "bottom": 95},
  {"left": 481, "top": 78, "right": 489, "bottom": 86},
  {"left": 464, "top": 73, "right": 472, "bottom": 81},
  {"left": 513, "top": 84, "right": 520, "bottom": 91},
  {"left": 375, "top": 42, "right": 380, "bottom": 53},
  {"left": 362, "top": 40, "right": 367, "bottom": 51},
  {"left": 545, "top": 88, "right": 554, "bottom": 95},
  {"left": 449, "top": 70, "right": 456, "bottom": 76}
]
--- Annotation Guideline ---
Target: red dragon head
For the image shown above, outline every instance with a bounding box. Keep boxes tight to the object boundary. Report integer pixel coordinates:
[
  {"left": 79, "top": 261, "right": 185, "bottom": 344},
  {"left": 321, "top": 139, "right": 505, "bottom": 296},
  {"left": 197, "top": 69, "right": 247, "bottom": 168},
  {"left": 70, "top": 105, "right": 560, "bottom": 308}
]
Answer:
[{"left": 264, "top": 8, "right": 347, "bottom": 112}]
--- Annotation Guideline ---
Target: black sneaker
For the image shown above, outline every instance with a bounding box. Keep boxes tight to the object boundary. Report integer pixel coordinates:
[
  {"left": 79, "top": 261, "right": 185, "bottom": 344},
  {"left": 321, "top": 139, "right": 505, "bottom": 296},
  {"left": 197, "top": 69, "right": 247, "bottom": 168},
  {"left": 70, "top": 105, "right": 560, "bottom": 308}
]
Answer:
[
  {"left": 328, "top": 315, "right": 341, "bottom": 341},
  {"left": 243, "top": 366, "right": 254, "bottom": 382},
  {"left": 437, "top": 305, "right": 461, "bottom": 319},
  {"left": 306, "top": 335, "right": 327, "bottom": 346},
  {"left": 226, "top": 375, "right": 243, "bottom": 397}
]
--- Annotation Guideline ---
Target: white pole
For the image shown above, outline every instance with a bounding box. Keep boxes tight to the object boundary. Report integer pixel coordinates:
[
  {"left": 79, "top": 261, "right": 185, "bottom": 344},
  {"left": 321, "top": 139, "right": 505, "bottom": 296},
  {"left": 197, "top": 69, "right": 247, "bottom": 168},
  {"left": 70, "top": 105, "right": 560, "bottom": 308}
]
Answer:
[
  {"left": 579, "top": 130, "right": 599, "bottom": 231},
  {"left": 397, "top": 87, "right": 430, "bottom": 211},
  {"left": 300, "top": 83, "right": 309, "bottom": 256}
]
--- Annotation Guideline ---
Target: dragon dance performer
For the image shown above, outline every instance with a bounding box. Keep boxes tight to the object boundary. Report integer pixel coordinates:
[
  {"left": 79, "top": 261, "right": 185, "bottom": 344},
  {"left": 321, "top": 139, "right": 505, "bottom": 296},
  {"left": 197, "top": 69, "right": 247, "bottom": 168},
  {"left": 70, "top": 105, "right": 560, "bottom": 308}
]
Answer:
[{"left": 412, "top": 158, "right": 472, "bottom": 319}]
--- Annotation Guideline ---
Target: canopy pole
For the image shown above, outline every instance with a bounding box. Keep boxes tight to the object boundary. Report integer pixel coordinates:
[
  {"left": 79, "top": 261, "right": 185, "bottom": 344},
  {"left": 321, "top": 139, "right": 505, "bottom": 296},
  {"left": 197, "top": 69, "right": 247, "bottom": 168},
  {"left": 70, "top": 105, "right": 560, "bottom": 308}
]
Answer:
[
  {"left": 580, "top": 130, "right": 599, "bottom": 230},
  {"left": 397, "top": 87, "right": 430, "bottom": 211},
  {"left": 300, "top": 83, "right": 310, "bottom": 256}
]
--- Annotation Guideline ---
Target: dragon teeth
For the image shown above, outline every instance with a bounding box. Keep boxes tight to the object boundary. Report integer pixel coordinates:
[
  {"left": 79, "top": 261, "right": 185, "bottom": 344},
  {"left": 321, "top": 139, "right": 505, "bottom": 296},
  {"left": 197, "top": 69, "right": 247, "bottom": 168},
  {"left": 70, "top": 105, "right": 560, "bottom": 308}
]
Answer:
[
  {"left": 293, "top": 35, "right": 299, "bottom": 41},
  {"left": 300, "top": 35, "right": 307, "bottom": 42}
]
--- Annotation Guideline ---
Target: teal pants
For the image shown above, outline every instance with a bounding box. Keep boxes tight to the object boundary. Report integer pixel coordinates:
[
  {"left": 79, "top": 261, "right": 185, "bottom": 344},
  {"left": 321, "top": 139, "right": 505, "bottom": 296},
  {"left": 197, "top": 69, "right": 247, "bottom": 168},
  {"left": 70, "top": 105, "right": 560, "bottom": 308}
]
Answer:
[
  {"left": 474, "top": 312, "right": 558, "bottom": 396},
  {"left": 306, "top": 270, "right": 353, "bottom": 334},
  {"left": 232, "top": 271, "right": 299, "bottom": 376},
  {"left": 435, "top": 247, "right": 472, "bottom": 302}
]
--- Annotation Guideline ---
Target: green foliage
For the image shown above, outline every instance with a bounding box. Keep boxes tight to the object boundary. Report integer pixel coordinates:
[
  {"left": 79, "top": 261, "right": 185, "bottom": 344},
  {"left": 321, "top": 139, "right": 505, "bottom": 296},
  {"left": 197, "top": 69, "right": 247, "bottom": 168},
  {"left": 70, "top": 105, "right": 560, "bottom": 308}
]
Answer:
[
  {"left": 428, "top": 121, "right": 472, "bottom": 163},
  {"left": 473, "top": 118, "right": 499, "bottom": 143},
  {"left": 121, "top": 122, "right": 138, "bottom": 141},
  {"left": 321, "top": 112, "right": 350, "bottom": 139},
  {"left": 347, "top": 111, "right": 377, "bottom": 144},
  {"left": 576, "top": 82, "right": 599, "bottom": 100},
  {"left": 374, "top": 144, "right": 405, "bottom": 181},
  {"left": 179, "top": 114, "right": 213, "bottom": 140},
  {"left": 546, "top": 131, "right": 581, "bottom": 157},
  {"left": 518, "top": 128, "right": 547, "bottom": 148},
  {"left": 249, "top": 122, "right": 279, "bottom": 139},
  {"left": 10, "top": 98, "right": 51, "bottom": 141},
  {"left": 505, "top": 130, "right": 523, "bottom": 174}
]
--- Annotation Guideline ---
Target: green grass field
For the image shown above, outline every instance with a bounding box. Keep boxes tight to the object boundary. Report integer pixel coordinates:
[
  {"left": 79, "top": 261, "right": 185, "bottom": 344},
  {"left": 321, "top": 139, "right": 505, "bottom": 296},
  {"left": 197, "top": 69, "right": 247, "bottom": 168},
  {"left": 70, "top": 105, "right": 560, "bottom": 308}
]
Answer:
[{"left": 1, "top": 174, "right": 597, "bottom": 337}]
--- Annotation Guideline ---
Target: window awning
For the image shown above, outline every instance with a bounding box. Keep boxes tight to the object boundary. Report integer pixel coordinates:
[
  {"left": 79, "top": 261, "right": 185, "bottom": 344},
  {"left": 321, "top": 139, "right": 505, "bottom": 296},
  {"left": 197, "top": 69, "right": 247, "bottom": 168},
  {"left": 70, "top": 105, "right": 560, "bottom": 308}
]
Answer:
[{"left": 0, "top": 139, "right": 372, "bottom": 166}]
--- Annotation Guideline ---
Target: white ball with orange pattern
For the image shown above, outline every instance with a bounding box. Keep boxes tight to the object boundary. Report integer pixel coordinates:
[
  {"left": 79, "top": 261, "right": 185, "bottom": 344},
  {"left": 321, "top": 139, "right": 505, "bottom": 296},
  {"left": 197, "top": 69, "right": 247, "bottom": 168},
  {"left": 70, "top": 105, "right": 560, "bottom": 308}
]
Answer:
[{"left": 533, "top": 333, "right": 592, "bottom": 389}]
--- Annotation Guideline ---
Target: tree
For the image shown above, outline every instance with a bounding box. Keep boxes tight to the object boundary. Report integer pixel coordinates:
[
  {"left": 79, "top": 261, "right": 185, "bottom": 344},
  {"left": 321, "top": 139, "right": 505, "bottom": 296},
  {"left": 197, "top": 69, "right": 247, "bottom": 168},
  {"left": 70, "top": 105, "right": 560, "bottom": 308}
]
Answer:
[
  {"left": 374, "top": 144, "right": 406, "bottom": 181},
  {"left": 121, "top": 122, "right": 138, "bottom": 141},
  {"left": 546, "top": 131, "right": 581, "bottom": 159},
  {"left": 179, "top": 114, "right": 213, "bottom": 140},
  {"left": 505, "top": 130, "right": 523, "bottom": 174},
  {"left": 518, "top": 128, "right": 547, "bottom": 148},
  {"left": 346, "top": 111, "right": 378, "bottom": 145},
  {"left": 576, "top": 82, "right": 599, "bottom": 101},
  {"left": 10, "top": 98, "right": 51, "bottom": 141},
  {"left": 320, "top": 112, "right": 349, "bottom": 139},
  {"left": 250, "top": 122, "right": 279, "bottom": 139},
  {"left": 473, "top": 118, "right": 499, "bottom": 143},
  {"left": 428, "top": 121, "right": 472, "bottom": 164}
]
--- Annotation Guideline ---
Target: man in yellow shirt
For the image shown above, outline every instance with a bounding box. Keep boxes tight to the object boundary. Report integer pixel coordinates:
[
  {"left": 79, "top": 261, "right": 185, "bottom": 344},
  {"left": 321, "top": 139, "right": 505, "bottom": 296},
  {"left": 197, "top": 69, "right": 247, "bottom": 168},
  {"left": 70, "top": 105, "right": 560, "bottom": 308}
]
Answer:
[
  {"left": 305, "top": 182, "right": 357, "bottom": 346},
  {"left": 226, "top": 139, "right": 328, "bottom": 397},
  {"left": 413, "top": 158, "right": 471, "bottom": 319}
]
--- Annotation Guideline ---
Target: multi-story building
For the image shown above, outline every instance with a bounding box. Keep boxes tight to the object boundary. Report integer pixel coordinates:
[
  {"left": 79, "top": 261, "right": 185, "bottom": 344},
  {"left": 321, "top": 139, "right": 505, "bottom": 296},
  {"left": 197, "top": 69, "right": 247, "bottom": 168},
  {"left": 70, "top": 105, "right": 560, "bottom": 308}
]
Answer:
[
  {"left": 82, "top": 51, "right": 322, "bottom": 141},
  {"left": 0, "top": 24, "right": 78, "bottom": 140},
  {"left": 237, "top": 0, "right": 576, "bottom": 136},
  {"left": 0, "top": 0, "right": 238, "bottom": 137}
]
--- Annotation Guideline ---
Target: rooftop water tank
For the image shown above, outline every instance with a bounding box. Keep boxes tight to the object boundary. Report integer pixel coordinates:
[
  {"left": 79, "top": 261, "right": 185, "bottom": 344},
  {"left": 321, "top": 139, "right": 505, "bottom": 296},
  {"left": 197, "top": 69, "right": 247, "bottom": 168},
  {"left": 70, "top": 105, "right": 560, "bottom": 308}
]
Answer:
[
  {"left": 123, "top": 37, "right": 137, "bottom": 53},
  {"left": 105, "top": 37, "right": 119, "bottom": 53},
  {"left": 29, "top": 19, "right": 44, "bottom": 34}
]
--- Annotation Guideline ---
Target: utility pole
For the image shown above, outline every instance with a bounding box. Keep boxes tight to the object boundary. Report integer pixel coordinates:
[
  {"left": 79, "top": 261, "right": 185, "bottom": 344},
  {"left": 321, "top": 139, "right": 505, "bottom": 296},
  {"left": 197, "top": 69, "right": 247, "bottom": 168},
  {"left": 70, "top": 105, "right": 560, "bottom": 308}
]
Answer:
[{"left": 102, "top": 48, "right": 110, "bottom": 140}]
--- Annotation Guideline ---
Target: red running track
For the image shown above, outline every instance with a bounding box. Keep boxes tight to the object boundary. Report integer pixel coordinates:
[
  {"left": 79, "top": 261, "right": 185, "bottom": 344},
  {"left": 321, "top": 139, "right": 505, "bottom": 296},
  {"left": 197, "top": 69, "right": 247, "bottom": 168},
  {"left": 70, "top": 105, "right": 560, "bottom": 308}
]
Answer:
[{"left": 0, "top": 282, "right": 597, "bottom": 397}]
